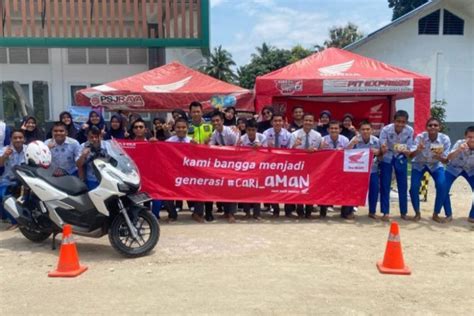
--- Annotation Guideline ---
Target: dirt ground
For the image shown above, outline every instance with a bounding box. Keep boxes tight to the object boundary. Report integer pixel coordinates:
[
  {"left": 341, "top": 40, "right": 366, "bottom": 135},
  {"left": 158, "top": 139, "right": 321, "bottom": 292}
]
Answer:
[{"left": 0, "top": 180, "right": 473, "bottom": 316}]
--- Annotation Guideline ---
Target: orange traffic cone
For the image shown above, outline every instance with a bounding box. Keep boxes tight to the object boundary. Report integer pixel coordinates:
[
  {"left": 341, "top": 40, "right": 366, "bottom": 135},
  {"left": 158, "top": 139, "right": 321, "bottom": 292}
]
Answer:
[
  {"left": 376, "top": 221, "right": 411, "bottom": 275},
  {"left": 48, "top": 224, "right": 88, "bottom": 278}
]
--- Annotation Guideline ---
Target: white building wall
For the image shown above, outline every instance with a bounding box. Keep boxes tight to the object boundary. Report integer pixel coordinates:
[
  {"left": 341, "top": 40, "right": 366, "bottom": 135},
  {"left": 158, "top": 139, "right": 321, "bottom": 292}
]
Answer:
[
  {"left": 349, "top": 1, "right": 474, "bottom": 123},
  {"left": 1, "top": 47, "right": 205, "bottom": 120}
]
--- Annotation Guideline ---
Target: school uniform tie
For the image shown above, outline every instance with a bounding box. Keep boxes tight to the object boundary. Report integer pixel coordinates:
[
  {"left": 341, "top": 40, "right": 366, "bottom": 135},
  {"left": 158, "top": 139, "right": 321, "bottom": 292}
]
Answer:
[
  {"left": 178, "top": 137, "right": 184, "bottom": 142},
  {"left": 219, "top": 132, "right": 225, "bottom": 146},
  {"left": 332, "top": 139, "right": 337, "bottom": 149},
  {"left": 275, "top": 132, "right": 280, "bottom": 148},
  {"left": 304, "top": 133, "right": 310, "bottom": 149}
]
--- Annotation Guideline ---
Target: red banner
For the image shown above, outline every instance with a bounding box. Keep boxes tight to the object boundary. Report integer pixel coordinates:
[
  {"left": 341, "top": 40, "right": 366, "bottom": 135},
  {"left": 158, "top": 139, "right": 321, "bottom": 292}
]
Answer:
[{"left": 119, "top": 141, "right": 373, "bottom": 205}]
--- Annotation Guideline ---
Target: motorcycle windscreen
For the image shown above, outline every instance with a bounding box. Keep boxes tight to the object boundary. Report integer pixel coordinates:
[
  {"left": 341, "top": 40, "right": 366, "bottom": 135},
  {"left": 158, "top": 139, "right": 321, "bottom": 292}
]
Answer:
[{"left": 103, "top": 140, "right": 140, "bottom": 178}]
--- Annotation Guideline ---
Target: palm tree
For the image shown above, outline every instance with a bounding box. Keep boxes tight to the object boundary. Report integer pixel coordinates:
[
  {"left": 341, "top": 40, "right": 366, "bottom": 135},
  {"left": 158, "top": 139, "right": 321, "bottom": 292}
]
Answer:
[{"left": 201, "top": 45, "right": 237, "bottom": 83}]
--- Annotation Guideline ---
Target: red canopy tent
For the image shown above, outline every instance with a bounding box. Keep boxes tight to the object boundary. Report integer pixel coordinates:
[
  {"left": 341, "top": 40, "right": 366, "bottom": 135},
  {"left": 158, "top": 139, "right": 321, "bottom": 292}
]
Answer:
[
  {"left": 255, "top": 48, "right": 430, "bottom": 134},
  {"left": 75, "top": 61, "right": 254, "bottom": 112}
]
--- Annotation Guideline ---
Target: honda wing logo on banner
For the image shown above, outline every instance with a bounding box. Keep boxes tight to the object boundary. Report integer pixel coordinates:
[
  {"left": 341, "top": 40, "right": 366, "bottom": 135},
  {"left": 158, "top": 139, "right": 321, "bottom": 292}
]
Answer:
[
  {"left": 144, "top": 76, "right": 192, "bottom": 92},
  {"left": 318, "top": 60, "right": 360, "bottom": 77},
  {"left": 323, "top": 79, "right": 414, "bottom": 93},
  {"left": 344, "top": 149, "right": 370, "bottom": 173}
]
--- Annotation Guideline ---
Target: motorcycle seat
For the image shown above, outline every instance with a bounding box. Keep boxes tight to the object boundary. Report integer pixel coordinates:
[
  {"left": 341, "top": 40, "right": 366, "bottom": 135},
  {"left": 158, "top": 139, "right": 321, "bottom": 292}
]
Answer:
[{"left": 16, "top": 165, "right": 89, "bottom": 196}]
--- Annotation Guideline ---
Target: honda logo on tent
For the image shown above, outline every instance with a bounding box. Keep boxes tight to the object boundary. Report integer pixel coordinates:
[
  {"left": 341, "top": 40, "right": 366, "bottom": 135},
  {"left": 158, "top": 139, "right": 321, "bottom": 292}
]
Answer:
[{"left": 318, "top": 60, "right": 360, "bottom": 77}]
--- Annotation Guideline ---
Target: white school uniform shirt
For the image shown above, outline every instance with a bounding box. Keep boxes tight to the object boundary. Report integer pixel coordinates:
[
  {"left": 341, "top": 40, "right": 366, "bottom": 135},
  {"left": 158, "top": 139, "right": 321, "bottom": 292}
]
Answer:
[
  {"left": 209, "top": 126, "right": 239, "bottom": 146},
  {"left": 44, "top": 137, "right": 81, "bottom": 175},
  {"left": 379, "top": 123, "right": 415, "bottom": 163},
  {"left": 322, "top": 134, "right": 349, "bottom": 150},
  {"left": 263, "top": 128, "right": 291, "bottom": 148},
  {"left": 76, "top": 141, "right": 108, "bottom": 182},
  {"left": 166, "top": 135, "right": 192, "bottom": 143},
  {"left": 0, "top": 145, "right": 27, "bottom": 182},
  {"left": 289, "top": 129, "right": 322, "bottom": 149},
  {"left": 239, "top": 133, "right": 268, "bottom": 147},
  {"left": 412, "top": 132, "right": 451, "bottom": 172},
  {"left": 447, "top": 140, "right": 474, "bottom": 177},
  {"left": 352, "top": 135, "right": 381, "bottom": 173}
]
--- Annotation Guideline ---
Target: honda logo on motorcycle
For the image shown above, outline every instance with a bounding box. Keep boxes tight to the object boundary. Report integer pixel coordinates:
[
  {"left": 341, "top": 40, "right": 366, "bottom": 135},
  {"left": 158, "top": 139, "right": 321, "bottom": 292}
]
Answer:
[
  {"left": 275, "top": 80, "right": 303, "bottom": 95},
  {"left": 90, "top": 94, "right": 145, "bottom": 108}
]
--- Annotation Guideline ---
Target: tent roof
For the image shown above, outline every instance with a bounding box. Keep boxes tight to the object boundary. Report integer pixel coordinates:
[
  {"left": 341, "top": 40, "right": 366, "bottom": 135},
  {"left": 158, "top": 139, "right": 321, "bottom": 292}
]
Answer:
[
  {"left": 258, "top": 47, "right": 429, "bottom": 80},
  {"left": 75, "top": 62, "right": 254, "bottom": 111}
]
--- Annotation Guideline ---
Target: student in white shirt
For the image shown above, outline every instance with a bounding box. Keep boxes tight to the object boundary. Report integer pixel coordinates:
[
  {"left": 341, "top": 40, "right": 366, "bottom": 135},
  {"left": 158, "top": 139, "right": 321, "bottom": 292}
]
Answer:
[
  {"left": 289, "top": 113, "right": 322, "bottom": 219},
  {"left": 238, "top": 119, "right": 266, "bottom": 219},
  {"left": 210, "top": 111, "right": 239, "bottom": 223},
  {"left": 320, "top": 121, "right": 354, "bottom": 219},
  {"left": 263, "top": 113, "right": 293, "bottom": 217},
  {"left": 164, "top": 118, "right": 200, "bottom": 222}
]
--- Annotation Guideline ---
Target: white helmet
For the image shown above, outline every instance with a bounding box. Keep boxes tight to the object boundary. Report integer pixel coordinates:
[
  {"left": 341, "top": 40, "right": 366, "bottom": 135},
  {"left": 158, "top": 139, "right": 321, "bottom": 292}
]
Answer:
[{"left": 25, "top": 141, "right": 52, "bottom": 168}]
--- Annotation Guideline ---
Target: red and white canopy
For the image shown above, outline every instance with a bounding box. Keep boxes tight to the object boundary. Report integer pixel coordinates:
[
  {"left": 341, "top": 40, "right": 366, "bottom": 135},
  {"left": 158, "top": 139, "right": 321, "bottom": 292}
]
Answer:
[
  {"left": 255, "top": 48, "right": 431, "bottom": 133},
  {"left": 75, "top": 61, "right": 254, "bottom": 112}
]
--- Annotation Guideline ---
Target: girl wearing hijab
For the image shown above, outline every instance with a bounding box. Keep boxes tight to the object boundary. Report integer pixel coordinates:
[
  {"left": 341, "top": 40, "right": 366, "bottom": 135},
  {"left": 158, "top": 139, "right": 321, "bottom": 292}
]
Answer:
[
  {"left": 76, "top": 110, "right": 106, "bottom": 144},
  {"left": 316, "top": 110, "right": 331, "bottom": 137},
  {"left": 341, "top": 113, "right": 357, "bottom": 140},
  {"left": 46, "top": 111, "right": 79, "bottom": 139},
  {"left": 21, "top": 116, "right": 45, "bottom": 144},
  {"left": 224, "top": 107, "right": 237, "bottom": 126},
  {"left": 257, "top": 106, "right": 274, "bottom": 133},
  {"left": 104, "top": 114, "right": 126, "bottom": 140},
  {"left": 151, "top": 117, "right": 171, "bottom": 141}
]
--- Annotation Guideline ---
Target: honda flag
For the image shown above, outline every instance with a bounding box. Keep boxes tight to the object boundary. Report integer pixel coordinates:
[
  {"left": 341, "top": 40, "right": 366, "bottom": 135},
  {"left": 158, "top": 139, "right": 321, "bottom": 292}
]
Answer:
[{"left": 119, "top": 141, "right": 373, "bottom": 205}]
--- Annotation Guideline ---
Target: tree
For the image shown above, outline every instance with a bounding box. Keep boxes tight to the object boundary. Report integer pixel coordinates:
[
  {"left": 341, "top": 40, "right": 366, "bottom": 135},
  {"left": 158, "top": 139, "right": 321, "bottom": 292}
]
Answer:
[
  {"left": 200, "top": 45, "right": 237, "bottom": 83},
  {"left": 431, "top": 99, "right": 448, "bottom": 132},
  {"left": 388, "top": 0, "right": 429, "bottom": 21},
  {"left": 237, "top": 43, "right": 312, "bottom": 89},
  {"left": 315, "top": 23, "right": 364, "bottom": 51}
]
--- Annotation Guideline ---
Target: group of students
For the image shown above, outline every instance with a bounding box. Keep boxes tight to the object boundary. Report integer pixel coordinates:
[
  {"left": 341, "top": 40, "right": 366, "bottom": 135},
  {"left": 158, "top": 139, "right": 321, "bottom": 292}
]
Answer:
[{"left": 0, "top": 103, "right": 473, "bottom": 227}]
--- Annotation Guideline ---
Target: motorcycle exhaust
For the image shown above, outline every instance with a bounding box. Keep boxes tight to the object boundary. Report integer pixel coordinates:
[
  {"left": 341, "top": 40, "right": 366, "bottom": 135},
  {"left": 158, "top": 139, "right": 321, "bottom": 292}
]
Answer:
[{"left": 3, "top": 197, "right": 20, "bottom": 219}]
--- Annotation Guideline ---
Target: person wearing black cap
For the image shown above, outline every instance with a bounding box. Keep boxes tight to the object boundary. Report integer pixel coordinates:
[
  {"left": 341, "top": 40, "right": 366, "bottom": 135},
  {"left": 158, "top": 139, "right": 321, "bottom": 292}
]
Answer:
[{"left": 316, "top": 110, "right": 331, "bottom": 136}]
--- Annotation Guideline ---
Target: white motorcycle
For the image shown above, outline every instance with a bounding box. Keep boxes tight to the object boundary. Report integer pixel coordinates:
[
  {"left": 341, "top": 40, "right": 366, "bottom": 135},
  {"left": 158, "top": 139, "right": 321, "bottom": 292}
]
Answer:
[{"left": 3, "top": 140, "right": 159, "bottom": 258}]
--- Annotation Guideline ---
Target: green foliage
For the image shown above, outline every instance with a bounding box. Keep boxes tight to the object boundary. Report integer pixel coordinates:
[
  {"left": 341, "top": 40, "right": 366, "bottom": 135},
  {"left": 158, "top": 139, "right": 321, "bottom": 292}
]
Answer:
[
  {"left": 237, "top": 43, "right": 312, "bottom": 89},
  {"left": 200, "top": 45, "right": 237, "bottom": 83},
  {"left": 388, "top": 0, "right": 429, "bottom": 21},
  {"left": 431, "top": 99, "right": 448, "bottom": 132},
  {"left": 315, "top": 23, "right": 364, "bottom": 51}
]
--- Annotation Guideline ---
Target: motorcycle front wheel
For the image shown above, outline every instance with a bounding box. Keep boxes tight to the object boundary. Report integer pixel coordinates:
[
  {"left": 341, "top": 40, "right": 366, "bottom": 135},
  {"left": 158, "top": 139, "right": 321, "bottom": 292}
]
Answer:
[
  {"left": 19, "top": 226, "right": 52, "bottom": 243},
  {"left": 108, "top": 208, "right": 160, "bottom": 258}
]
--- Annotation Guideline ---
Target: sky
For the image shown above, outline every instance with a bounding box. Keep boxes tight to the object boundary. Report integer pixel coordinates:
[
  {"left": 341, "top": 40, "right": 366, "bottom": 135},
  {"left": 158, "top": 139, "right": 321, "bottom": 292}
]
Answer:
[{"left": 210, "top": 0, "right": 393, "bottom": 67}]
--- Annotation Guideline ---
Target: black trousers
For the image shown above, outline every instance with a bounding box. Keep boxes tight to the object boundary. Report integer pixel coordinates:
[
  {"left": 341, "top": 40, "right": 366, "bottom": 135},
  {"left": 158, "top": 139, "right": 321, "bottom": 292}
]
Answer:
[
  {"left": 163, "top": 201, "right": 178, "bottom": 219},
  {"left": 242, "top": 203, "right": 261, "bottom": 217},
  {"left": 272, "top": 204, "right": 294, "bottom": 216},
  {"left": 319, "top": 206, "right": 353, "bottom": 218}
]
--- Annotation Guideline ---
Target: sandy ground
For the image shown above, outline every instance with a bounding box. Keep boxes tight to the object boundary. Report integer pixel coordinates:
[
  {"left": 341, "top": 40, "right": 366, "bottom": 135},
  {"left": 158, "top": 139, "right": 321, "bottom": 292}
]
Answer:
[{"left": 0, "top": 180, "right": 473, "bottom": 316}]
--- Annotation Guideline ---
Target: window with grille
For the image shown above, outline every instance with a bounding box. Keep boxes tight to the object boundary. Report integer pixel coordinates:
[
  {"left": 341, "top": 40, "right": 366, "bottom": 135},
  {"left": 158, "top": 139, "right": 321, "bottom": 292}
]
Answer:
[
  {"left": 29, "top": 48, "right": 49, "bottom": 64},
  {"left": 108, "top": 48, "right": 128, "bottom": 64},
  {"left": 443, "top": 10, "right": 464, "bottom": 35},
  {"left": 9, "top": 48, "right": 29, "bottom": 64},
  {"left": 129, "top": 48, "right": 147, "bottom": 64},
  {"left": 0, "top": 48, "right": 7, "bottom": 63},
  {"left": 68, "top": 48, "right": 87, "bottom": 64},
  {"left": 418, "top": 10, "right": 440, "bottom": 35},
  {"left": 88, "top": 48, "right": 108, "bottom": 64}
]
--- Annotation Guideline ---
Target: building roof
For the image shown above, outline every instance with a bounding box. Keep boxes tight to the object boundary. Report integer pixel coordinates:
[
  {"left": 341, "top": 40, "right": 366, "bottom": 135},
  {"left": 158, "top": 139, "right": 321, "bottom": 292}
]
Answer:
[{"left": 346, "top": 0, "right": 474, "bottom": 50}]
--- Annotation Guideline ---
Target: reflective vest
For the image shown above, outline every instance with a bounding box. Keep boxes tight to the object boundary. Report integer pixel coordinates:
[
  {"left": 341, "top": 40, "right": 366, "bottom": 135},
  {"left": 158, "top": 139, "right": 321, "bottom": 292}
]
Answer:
[{"left": 188, "top": 122, "right": 213, "bottom": 144}]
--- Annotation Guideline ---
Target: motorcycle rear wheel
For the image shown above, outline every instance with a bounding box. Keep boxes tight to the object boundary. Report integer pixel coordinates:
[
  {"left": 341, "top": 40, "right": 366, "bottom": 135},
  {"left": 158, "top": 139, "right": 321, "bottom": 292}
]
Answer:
[
  {"left": 19, "top": 226, "right": 52, "bottom": 243},
  {"left": 108, "top": 209, "right": 160, "bottom": 258}
]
